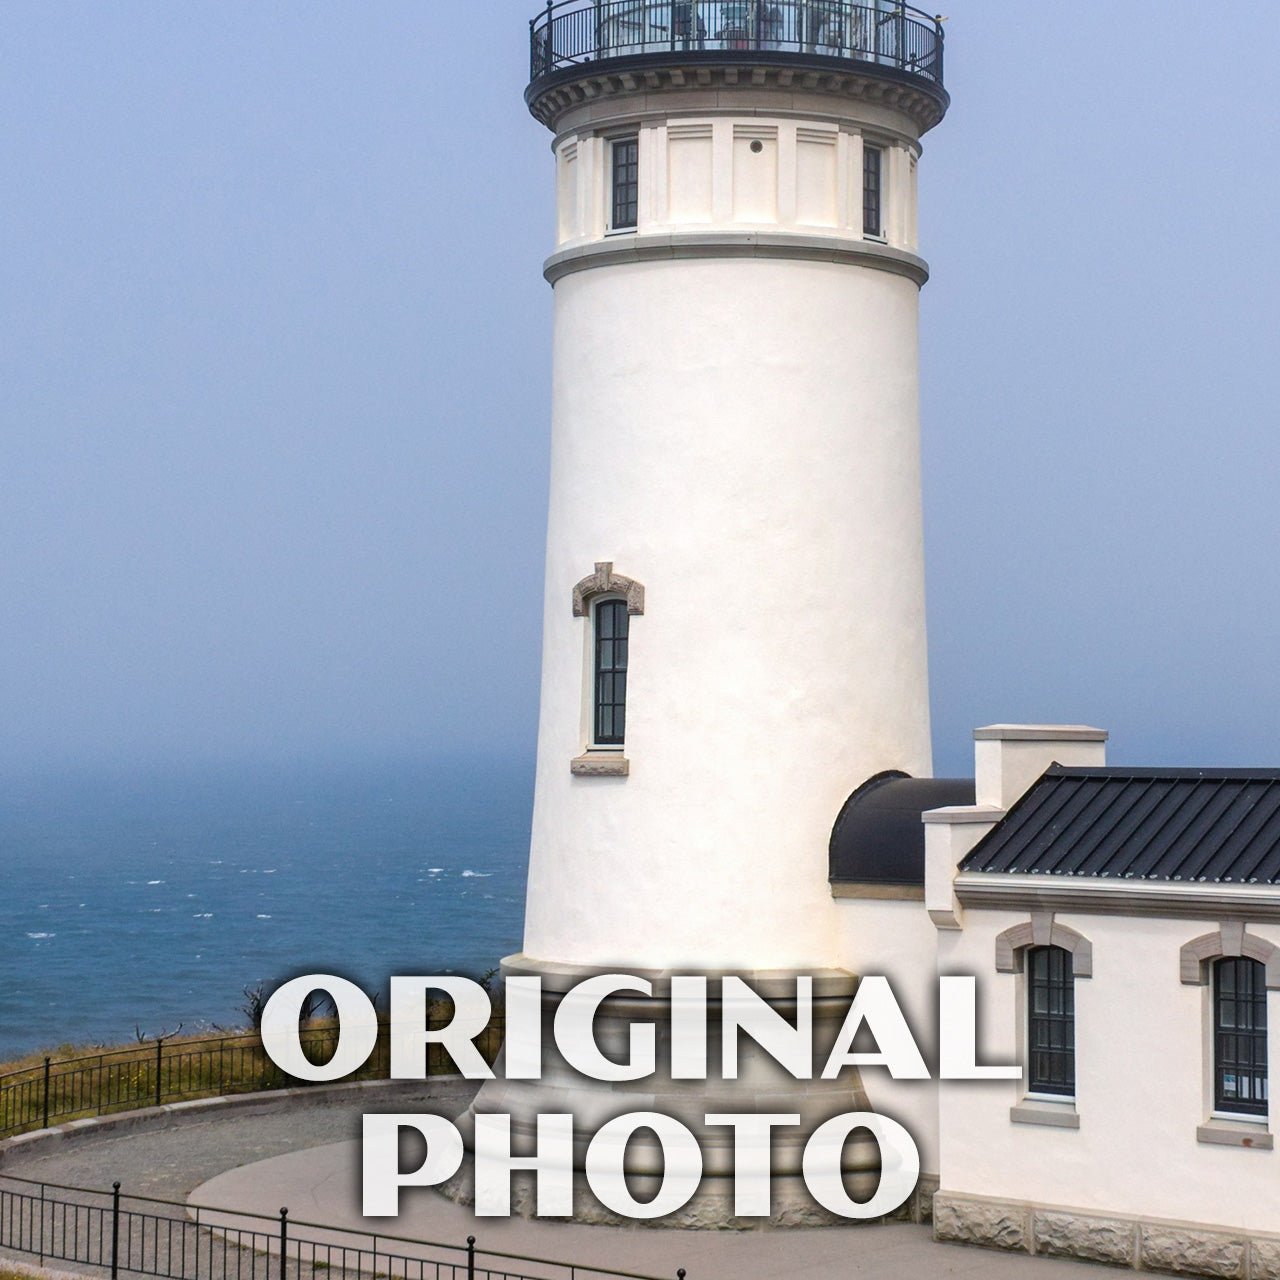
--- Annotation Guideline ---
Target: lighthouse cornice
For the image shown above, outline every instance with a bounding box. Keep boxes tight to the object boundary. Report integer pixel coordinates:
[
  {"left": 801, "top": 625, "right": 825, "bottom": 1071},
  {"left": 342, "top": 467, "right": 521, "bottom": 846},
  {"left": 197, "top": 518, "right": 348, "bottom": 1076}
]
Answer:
[
  {"left": 528, "top": 53, "right": 948, "bottom": 136},
  {"left": 544, "top": 229, "right": 928, "bottom": 285}
]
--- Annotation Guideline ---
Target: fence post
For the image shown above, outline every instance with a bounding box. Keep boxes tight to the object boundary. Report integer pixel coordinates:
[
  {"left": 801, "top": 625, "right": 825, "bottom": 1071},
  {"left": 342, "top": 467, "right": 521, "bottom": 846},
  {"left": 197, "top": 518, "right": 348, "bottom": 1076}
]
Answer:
[
  {"left": 154, "top": 1039, "right": 164, "bottom": 1108},
  {"left": 279, "top": 1208, "right": 289, "bottom": 1280},
  {"left": 466, "top": 1234, "right": 476, "bottom": 1280},
  {"left": 42, "top": 1057, "right": 50, "bottom": 1129},
  {"left": 111, "top": 1182, "right": 121, "bottom": 1280}
]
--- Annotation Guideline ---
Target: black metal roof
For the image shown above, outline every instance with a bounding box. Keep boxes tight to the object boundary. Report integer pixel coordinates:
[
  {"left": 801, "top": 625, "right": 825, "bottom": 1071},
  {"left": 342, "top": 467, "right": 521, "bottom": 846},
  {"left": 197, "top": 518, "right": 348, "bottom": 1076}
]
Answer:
[
  {"left": 962, "top": 767, "right": 1280, "bottom": 885},
  {"left": 830, "top": 772, "right": 976, "bottom": 887}
]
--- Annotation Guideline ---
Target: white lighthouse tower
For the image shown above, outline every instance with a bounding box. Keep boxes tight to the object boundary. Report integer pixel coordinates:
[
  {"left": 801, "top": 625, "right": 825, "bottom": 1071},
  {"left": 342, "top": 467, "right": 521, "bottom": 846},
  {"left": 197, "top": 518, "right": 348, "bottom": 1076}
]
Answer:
[{"left": 464, "top": 1, "right": 950, "bottom": 1224}]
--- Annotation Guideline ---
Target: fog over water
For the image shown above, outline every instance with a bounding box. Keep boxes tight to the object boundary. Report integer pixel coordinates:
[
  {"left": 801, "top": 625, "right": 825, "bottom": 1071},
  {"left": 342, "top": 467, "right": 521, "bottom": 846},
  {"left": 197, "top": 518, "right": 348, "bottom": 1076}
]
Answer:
[{"left": 2, "top": 4, "right": 1280, "bottom": 1048}]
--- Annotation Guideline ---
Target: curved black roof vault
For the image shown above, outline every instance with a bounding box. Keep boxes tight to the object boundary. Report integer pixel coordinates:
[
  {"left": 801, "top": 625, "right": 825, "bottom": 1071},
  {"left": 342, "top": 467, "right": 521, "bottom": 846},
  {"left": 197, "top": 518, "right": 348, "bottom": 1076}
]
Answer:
[{"left": 830, "top": 772, "right": 977, "bottom": 890}]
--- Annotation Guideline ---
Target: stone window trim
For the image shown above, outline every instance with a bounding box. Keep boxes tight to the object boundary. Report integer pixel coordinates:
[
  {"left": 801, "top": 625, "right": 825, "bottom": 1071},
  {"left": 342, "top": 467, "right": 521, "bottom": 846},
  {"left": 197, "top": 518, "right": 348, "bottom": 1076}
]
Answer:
[
  {"left": 1181, "top": 925, "right": 1276, "bottom": 1147},
  {"left": 571, "top": 753, "right": 629, "bottom": 777},
  {"left": 997, "top": 914, "right": 1089, "bottom": 1129},
  {"left": 572, "top": 562, "right": 645, "bottom": 618},
  {"left": 1179, "top": 922, "right": 1280, "bottom": 989},
  {"left": 995, "top": 912, "right": 1093, "bottom": 978},
  {"left": 1010, "top": 1098, "right": 1080, "bottom": 1130}
]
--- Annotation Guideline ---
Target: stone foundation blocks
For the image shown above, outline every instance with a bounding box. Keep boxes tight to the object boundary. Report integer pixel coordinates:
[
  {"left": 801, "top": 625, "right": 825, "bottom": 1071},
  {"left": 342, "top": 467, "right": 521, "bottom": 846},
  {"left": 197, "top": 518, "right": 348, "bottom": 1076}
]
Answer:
[
  {"left": 933, "top": 1194, "right": 1028, "bottom": 1251},
  {"left": 1138, "top": 1226, "right": 1246, "bottom": 1278},
  {"left": 934, "top": 1192, "right": 1280, "bottom": 1279},
  {"left": 1035, "top": 1210, "right": 1136, "bottom": 1267}
]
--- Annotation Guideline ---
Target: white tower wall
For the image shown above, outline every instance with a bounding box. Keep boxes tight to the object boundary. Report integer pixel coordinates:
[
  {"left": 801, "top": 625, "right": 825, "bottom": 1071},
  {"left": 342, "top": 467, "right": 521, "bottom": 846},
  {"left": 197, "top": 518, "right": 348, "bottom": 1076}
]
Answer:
[{"left": 524, "top": 251, "right": 932, "bottom": 970}]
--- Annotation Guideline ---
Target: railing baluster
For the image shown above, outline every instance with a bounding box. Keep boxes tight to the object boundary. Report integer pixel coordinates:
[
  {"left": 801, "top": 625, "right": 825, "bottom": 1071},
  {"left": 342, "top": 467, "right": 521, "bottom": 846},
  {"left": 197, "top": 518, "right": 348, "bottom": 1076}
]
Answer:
[{"left": 110, "top": 1182, "right": 121, "bottom": 1280}]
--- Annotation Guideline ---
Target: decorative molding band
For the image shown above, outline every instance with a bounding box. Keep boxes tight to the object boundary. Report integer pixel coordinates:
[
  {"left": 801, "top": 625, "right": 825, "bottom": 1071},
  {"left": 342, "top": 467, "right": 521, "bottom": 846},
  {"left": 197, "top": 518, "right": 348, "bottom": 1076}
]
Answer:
[
  {"left": 1180, "top": 925, "right": 1280, "bottom": 990},
  {"left": 830, "top": 881, "right": 924, "bottom": 901},
  {"left": 954, "top": 873, "right": 1280, "bottom": 922},
  {"left": 572, "top": 561, "right": 645, "bottom": 617},
  {"left": 668, "top": 121, "right": 714, "bottom": 140},
  {"left": 570, "top": 753, "right": 629, "bottom": 777},
  {"left": 973, "top": 725, "right": 1108, "bottom": 742},
  {"left": 527, "top": 55, "right": 949, "bottom": 135},
  {"left": 499, "top": 952, "right": 861, "bottom": 1001},
  {"left": 545, "top": 232, "right": 929, "bottom": 286},
  {"left": 995, "top": 913, "right": 1093, "bottom": 978},
  {"left": 934, "top": 1189, "right": 1280, "bottom": 1276}
]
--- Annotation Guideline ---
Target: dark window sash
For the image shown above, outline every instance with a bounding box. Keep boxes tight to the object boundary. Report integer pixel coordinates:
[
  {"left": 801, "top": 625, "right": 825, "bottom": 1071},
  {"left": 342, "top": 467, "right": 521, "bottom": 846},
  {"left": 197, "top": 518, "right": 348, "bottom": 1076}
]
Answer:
[
  {"left": 1214, "top": 957, "right": 1269, "bottom": 1116},
  {"left": 1027, "top": 945, "right": 1074, "bottom": 1096},
  {"left": 863, "top": 143, "right": 883, "bottom": 237},
  {"left": 594, "top": 599, "right": 629, "bottom": 745},
  {"left": 611, "top": 137, "right": 639, "bottom": 231}
]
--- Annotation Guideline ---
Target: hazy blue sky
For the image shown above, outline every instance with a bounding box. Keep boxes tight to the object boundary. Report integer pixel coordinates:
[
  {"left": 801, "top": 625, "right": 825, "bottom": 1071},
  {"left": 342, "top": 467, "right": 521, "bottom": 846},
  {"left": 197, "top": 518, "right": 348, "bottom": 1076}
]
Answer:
[{"left": 3, "top": 2, "right": 1279, "bottom": 779}]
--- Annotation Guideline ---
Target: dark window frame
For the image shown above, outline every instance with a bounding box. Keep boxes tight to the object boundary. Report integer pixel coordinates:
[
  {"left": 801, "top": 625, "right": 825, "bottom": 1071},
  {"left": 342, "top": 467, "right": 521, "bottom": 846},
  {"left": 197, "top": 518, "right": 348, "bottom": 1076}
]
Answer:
[
  {"left": 593, "top": 597, "right": 629, "bottom": 746},
  {"left": 610, "top": 136, "right": 639, "bottom": 231},
  {"left": 1214, "top": 956, "right": 1269, "bottom": 1117},
  {"left": 1027, "top": 945, "right": 1075, "bottom": 1098},
  {"left": 862, "top": 142, "right": 883, "bottom": 238}
]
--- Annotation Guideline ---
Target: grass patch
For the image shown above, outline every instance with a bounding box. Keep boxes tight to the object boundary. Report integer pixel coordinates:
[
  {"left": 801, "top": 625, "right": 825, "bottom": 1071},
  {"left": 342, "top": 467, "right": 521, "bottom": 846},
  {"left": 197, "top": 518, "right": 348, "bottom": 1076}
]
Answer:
[{"left": 0, "top": 1013, "right": 503, "bottom": 1141}]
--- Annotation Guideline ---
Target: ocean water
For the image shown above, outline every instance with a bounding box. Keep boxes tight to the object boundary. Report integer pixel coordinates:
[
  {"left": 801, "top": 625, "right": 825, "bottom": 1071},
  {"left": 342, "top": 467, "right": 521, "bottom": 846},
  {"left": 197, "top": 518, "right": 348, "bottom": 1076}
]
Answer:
[{"left": 0, "top": 756, "right": 533, "bottom": 1060}]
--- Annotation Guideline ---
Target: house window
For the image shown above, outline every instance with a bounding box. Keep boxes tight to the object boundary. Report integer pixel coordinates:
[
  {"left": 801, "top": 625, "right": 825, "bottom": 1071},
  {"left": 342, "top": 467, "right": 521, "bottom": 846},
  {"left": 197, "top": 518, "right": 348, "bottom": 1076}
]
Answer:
[
  {"left": 862, "top": 144, "right": 883, "bottom": 237},
  {"left": 611, "top": 137, "right": 639, "bottom": 231},
  {"left": 1027, "top": 945, "right": 1074, "bottom": 1097},
  {"left": 1214, "top": 957, "right": 1268, "bottom": 1117},
  {"left": 593, "top": 598, "right": 629, "bottom": 745}
]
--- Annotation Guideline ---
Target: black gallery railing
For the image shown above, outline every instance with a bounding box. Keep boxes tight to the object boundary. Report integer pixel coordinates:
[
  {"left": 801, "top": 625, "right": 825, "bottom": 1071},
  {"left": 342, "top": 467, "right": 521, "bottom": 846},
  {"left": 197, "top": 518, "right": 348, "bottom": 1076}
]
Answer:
[
  {"left": 0, "top": 1021, "right": 505, "bottom": 1141},
  {"left": 0, "top": 1175, "right": 682, "bottom": 1280},
  {"left": 530, "top": 0, "right": 945, "bottom": 85}
]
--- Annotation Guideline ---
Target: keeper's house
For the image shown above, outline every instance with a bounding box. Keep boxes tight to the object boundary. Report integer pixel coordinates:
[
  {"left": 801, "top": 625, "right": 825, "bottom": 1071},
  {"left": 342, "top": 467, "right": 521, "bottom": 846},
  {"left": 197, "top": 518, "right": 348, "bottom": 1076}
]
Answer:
[{"left": 832, "top": 724, "right": 1280, "bottom": 1274}]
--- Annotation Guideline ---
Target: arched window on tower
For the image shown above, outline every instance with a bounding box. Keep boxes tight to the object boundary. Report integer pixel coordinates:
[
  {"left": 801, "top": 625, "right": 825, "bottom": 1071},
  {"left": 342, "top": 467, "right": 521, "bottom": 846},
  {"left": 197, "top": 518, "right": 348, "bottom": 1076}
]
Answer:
[
  {"left": 1027, "top": 945, "right": 1075, "bottom": 1098},
  {"left": 1214, "top": 956, "right": 1269, "bottom": 1118},
  {"left": 593, "top": 598, "right": 629, "bottom": 746},
  {"left": 571, "top": 563, "right": 643, "bottom": 776}
]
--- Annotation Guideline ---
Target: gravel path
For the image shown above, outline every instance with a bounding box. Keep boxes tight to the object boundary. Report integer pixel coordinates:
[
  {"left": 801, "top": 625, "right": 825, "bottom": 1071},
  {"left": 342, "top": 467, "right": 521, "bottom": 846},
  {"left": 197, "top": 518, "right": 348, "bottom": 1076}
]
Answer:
[{"left": 0, "top": 1081, "right": 476, "bottom": 1204}]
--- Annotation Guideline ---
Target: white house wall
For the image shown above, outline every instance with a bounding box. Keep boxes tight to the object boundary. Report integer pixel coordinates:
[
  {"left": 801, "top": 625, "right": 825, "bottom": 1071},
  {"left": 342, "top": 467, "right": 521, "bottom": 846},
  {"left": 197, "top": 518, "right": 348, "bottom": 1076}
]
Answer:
[
  {"left": 835, "top": 896, "right": 942, "bottom": 1178},
  {"left": 937, "top": 910, "right": 1280, "bottom": 1236}
]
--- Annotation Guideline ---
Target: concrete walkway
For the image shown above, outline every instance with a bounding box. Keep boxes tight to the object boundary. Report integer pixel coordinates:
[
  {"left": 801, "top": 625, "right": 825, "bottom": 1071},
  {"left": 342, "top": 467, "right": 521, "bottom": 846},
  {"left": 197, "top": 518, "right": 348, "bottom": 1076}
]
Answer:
[{"left": 1, "top": 1083, "right": 1125, "bottom": 1280}]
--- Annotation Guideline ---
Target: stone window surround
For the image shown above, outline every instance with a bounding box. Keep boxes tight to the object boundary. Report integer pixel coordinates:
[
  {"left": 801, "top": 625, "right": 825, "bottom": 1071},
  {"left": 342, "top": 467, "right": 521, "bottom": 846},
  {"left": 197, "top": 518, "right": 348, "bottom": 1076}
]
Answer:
[
  {"left": 571, "top": 563, "right": 645, "bottom": 778},
  {"left": 996, "top": 912, "right": 1091, "bottom": 1131},
  {"left": 1181, "top": 922, "right": 1278, "bottom": 1150}
]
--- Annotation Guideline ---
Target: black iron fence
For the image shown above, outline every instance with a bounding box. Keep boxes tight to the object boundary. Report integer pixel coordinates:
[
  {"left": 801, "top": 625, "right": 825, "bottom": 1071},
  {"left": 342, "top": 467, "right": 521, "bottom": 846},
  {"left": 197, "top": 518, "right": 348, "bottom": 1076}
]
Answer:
[
  {"left": 0, "top": 1019, "right": 505, "bottom": 1141},
  {"left": 0, "top": 1175, "right": 683, "bottom": 1280},
  {"left": 530, "top": 0, "right": 944, "bottom": 85}
]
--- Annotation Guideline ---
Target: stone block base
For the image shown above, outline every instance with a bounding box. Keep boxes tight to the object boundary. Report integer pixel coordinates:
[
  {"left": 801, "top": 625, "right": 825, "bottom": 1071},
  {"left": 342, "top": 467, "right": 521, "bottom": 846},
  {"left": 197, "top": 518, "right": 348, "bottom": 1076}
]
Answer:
[
  {"left": 440, "top": 1158, "right": 938, "bottom": 1230},
  {"left": 934, "top": 1191, "right": 1280, "bottom": 1279}
]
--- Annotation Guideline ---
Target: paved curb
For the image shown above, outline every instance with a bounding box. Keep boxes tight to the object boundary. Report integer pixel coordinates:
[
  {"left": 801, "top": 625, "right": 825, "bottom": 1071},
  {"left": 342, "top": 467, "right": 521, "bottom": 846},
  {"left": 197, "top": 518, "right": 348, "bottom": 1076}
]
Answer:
[
  {"left": 0, "top": 1077, "right": 466, "bottom": 1169},
  {"left": 0, "top": 1259, "right": 100, "bottom": 1280}
]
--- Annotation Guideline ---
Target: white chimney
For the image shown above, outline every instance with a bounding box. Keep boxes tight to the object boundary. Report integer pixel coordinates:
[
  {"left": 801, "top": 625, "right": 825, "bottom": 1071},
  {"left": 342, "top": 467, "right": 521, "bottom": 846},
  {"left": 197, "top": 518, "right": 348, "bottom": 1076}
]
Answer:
[{"left": 973, "top": 724, "right": 1108, "bottom": 812}]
